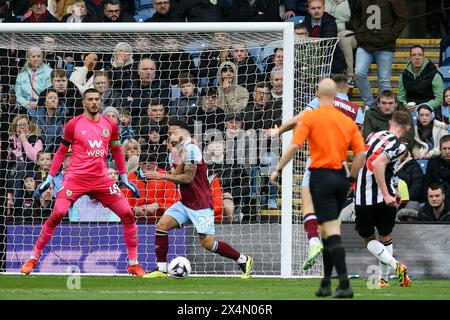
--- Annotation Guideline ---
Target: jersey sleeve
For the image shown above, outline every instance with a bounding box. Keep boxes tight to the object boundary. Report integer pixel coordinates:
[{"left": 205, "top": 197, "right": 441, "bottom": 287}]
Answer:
[
  {"left": 290, "top": 113, "right": 310, "bottom": 147},
  {"left": 354, "top": 108, "right": 364, "bottom": 126},
  {"left": 109, "top": 118, "right": 121, "bottom": 146},
  {"left": 183, "top": 144, "right": 203, "bottom": 164},
  {"left": 61, "top": 118, "right": 76, "bottom": 145},
  {"left": 384, "top": 139, "right": 406, "bottom": 162},
  {"left": 306, "top": 97, "right": 319, "bottom": 111}
]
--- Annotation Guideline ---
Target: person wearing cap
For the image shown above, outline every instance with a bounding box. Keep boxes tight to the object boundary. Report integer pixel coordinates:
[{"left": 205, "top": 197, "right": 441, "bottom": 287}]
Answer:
[
  {"left": 123, "top": 153, "right": 180, "bottom": 222},
  {"left": 412, "top": 103, "right": 449, "bottom": 160},
  {"left": 22, "top": 0, "right": 59, "bottom": 22},
  {"left": 398, "top": 45, "right": 444, "bottom": 112}
]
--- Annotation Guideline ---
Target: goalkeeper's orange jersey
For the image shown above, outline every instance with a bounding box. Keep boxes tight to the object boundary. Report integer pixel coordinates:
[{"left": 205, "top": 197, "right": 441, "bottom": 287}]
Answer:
[{"left": 291, "top": 105, "right": 365, "bottom": 170}]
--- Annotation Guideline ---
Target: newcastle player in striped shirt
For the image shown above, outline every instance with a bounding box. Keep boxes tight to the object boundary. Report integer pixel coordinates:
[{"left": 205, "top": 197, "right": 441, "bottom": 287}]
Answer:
[{"left": 355, "top": 110, "right": 412, "bottom": 288}]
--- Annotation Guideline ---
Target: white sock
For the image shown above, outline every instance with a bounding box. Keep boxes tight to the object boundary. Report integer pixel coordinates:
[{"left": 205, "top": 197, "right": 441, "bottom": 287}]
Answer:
[
  {"left": 157, "top": 262, "right": 168, "bottom": 272},
  {"left": 379, "top": 242, "right": 393, "bottom": 280},
  {"left": 129, "top": 259, "right": 138, "bottom": 266},
  {"left": 367, "top": 240, "right": 397, "bottom": 270},
  {"left": 237, "top": 255, "right": 247, "bottom": 264},
  {"left": 309, "top": 237, "right": 321, "bottom": 250},
  {"left": 30, "top": 256, "right": 38, "bottom": 261}
]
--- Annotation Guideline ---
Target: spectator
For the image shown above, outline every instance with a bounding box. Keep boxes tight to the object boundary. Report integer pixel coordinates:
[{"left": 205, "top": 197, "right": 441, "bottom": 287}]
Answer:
[
  {"left": 120, "top": 57, "right": 170, "bottom": 119},
  {"left": 60, "top": 0, "right": 96, "bottom": 22},
  {"left": 70, "top": 52, "right": 99, "bottom": 94},
  {"left": 6, "top": 115, "right": 44, "bottom": 190},
  {"left": 32, "top": 88, "right": 67, "bottom": 152},
  {"left": 304, "top": 0, "right": 347, "bottom": 74},
  {"left": 124, "top": 153, "right": 180, "bottom": 222},
  {"left": 122, "top": 138, "right": 141, "bottom": 173},
  {"left": 324, "top": 0, "right": 357, "bottom": 85},
  {"left": 34, "top": 150, "right": 52, "bottom": 183},
  {"left": 48, "top": 69, "right": 83, "bottom": 119},
  {"left": 417, "top": 182, "right": 450, "bottom": 222},
  {"left": 119, "top": 107, "right": 136, "bottom": 142},
  {"left": 139, "top": 127, "right": 169, "bottom": 170},
  {"left": 198, "top": 32, "right": 231, "bottom": 86},
  {"left": 102, "top": 0, "right": 135, "bottom": 22},
  {"left": 48, "top": 0, "right": 74, "bottom": 21},
  {"left": 217, "top": 61, "right": 249, "bottom": 114},
  {"left": 205, "top": 140, "right": 239, "bottom": 222},
  {"left": 92, "top": 70, "right": 121, "bottom": 110},
  {"left": 22, "top": 0, "right": 59, "bottom": 22},
  {"left": 138, "top": 98, "right": 169, "bottom": 145},
  {"left": 398, "top": 45, "right": 445, "bottom": 113},
  {"left": 353, "top": 0, "right": 408, "bottom": 108},
  {"left": 244, "top": 81, "right": 282, "bottom": 131},
  {"left": 172, "top": 0, "right": 229, "bottom": 22},
  {"left": 146, "top": 0, "right": 173, "bottom": 22},
  {"left": 283, "top": 0, "right": 308, "bottom": 19},
  {"left": 424, "top": 135, "right": 450, "bottom": 199},
  {"left": 438, "top": 86, "right": 450, "bottom": 125},
  {"left": 41, "top": 35, "right": 77, "bottom": 77},
  {"left": 5, "top": 191, "right": 15, "bottom": 224},
  {"left": 168, "top": 72, "right": 200, "bottom": 123},
  {"left": 192, "top": 87, "right": 226, "bottom": 136},
  {"left": 15, "top": 47, "right": 52, "bottom": 113},
  {"left": 0, "top": 0, "right": 20, "bottom": 22},
  {"left": 270, "top": 66, "right": 283, "bottom": 100},
  {"left": 264, "top": 48, "right": 283, "bottom": 84},
  {"left": 413, "top": 103, "right": 448, "bottom": 160},
  {"left": 228, "top": 0, "right": 281, "bottom": 22},
  {"left": 13, "top": 172, "right": 40, "bottom": 223},
  {"left": 294, "top": 22, "right": 309, "bottom": 37},
  {"left": 105, "top": 42, "right": 135, "bottom": 92},
  {"left": 396, "top": 138, "right": 424, "bottom": 220},
  {"left": 152, "top": 36, "right": 197, "bottom": 87},
  {"left": 228, "top": 42, "right": 260, "bottom": 93},
  {"left": 84, "top": 0, "right": 103, "bottom": 20},
  {"left": 362, "top": 90, "right": 415, "bottom": 148}
]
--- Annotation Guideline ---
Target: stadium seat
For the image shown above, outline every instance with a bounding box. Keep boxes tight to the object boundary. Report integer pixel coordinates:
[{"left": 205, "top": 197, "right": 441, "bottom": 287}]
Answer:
[
  {"left": 416, "top": 159, "right": 429, "bottom": 175},
  {"left": 438, "top": 66, "right": 450, "bottom": 88},
  {"left": 285, "top": 15, "right": 305, "bottom": 25}
]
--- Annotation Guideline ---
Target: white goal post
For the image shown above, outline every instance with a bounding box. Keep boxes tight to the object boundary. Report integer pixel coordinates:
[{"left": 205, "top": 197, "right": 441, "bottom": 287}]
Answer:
[{"left": 0, "top": 22, "right": 338, "bottom": 278}]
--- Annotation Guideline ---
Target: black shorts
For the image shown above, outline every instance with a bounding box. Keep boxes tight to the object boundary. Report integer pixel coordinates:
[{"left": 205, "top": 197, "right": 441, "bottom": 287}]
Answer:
[
  {"left": 309, "top": 168, "right": 348, "bottom": 224},
  {"left": 354, "top": 203, "right": 397, "bottom": 238}
]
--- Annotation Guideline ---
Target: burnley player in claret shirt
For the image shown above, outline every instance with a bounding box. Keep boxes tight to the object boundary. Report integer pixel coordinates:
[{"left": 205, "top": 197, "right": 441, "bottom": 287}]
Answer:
[
  {"left": 141, "top": 128, "right": 254, "bottom": 279},
  {"left": 20, "top": 88, "right": 146, "bottom": 277}
]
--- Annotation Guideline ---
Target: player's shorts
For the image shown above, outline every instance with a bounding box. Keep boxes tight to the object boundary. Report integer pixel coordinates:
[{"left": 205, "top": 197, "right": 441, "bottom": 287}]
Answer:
[
  {"left": 309, "top": 168, "right": 348, "bottom": 223},
  {"left": 354, "top": 203, "right": 397, "bottom": 238},
  {"left": 301, "top": 157, "right": 312, "bottom": 188},
  {"left": 164, "top": 201, "right": 215, "bottom": 235},
  {"left": 56, "top": 175, "right": 125, "bottom": 208}
]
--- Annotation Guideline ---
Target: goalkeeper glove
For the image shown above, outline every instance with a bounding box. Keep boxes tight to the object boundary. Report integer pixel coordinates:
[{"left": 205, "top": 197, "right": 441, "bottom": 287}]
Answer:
[
  {"left": 34, "top": 175, "right": 54, "bottom": 200},
  {"left": 120, "top": 173, "right": 140, "bottom": 198}
]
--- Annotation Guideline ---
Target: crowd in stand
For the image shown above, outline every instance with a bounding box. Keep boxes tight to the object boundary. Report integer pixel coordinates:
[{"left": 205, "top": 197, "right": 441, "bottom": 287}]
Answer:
[{"left": 2, "top": 0, "right": 450, "bottom": 224}]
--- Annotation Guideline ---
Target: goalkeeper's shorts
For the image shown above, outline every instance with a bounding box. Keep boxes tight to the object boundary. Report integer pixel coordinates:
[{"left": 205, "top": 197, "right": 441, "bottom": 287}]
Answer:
[{"left": 56, "top": 175, "right": 125, "bottom": 208}]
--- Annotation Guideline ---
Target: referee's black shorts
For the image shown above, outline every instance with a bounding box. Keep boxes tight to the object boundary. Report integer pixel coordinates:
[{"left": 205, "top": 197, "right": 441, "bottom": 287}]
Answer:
[
  {"left": 309, "top": 168, "right": 349, "bottom": 223},
  {"left": 354, "top": 203, "right": 397, "bottom": 238}
]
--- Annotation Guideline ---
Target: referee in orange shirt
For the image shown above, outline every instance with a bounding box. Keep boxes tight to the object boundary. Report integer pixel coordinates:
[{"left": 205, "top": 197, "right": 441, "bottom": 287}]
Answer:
[{"left": 270, "top": 79, "right": 366, "bottom": 298}]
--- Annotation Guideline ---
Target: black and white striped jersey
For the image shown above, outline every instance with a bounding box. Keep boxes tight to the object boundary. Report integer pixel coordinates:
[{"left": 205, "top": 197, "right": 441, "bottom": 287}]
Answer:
[{"left": 355, "top": 130, "right": 407, "bottom": 206}]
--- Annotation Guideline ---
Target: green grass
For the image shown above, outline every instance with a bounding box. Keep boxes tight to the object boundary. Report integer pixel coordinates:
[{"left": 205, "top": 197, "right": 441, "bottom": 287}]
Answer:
[{"left": 0, "top": 276, "right": 449, "bottom": 300}]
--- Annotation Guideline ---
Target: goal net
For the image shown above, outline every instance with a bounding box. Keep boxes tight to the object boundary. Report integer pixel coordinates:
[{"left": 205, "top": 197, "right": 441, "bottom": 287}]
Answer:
[{"left": 0, "top": 23, "right": 338, "bottom": 277}]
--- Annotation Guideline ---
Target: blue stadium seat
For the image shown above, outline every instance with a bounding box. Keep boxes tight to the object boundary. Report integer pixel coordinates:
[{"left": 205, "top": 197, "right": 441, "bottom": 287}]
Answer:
[
  {"left": 416, "top": 159, "right": 429, "bottom": 175},
  {"left": 438, "top": 66, "right": 450, "bottom": 88},
  {"left": 285, "top": 15, "right": 305, "bottom": 25}
]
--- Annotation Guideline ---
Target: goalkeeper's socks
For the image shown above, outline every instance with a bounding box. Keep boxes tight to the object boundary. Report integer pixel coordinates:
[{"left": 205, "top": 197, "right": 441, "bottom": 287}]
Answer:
[
  {"left": 367, "top": 239, "right": 397, "bottom": 270},
  {"left": 327, "top": 235, "right": 350, "bottom": 289},
  {"left": 129, "top": 260, "right": 139, "bottom": 266},
  {"left": 157, "top": 262, "right": 168, "bottom": 273}
]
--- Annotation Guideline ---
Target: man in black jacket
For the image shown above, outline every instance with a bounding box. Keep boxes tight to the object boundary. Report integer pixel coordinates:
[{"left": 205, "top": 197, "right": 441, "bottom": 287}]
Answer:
[
  {"left": 304, "top": 0, "right": 347, "bottom": 74},
  {"left": 424, "top": 135, "right": 450, "bottom": 199},
  {"left": 417, "top": 182, "right": 450, "bottom": 222},
  {"left": 103, "top": 0, "right": 135, "bottom": 22},
  {"left": 146, "top": 0, "right": 173, "bottom": 22},
  {"left": 172, "top": 0, "right": 229, "bottom": 22}
]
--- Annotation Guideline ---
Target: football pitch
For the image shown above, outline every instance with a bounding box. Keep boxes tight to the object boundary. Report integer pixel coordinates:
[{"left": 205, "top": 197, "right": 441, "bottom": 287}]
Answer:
[{"left": 0, "top": 275, "right": 449, "bottom": 300}]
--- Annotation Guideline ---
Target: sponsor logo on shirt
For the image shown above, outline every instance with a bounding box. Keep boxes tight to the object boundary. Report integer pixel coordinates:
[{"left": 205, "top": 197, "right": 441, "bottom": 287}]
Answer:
[{"left": 103, "top": 129, "right": 109, "bottom": 137}]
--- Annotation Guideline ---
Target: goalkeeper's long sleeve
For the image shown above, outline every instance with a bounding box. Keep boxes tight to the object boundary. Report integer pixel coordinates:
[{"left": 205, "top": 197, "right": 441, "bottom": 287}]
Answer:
[
  {"left": 111, "top": 145, "right": 127, "bottom": 175},
  {"left": 49, "top": 143, "right": 70, "bottom": 177}
]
